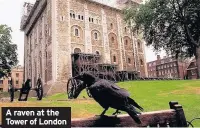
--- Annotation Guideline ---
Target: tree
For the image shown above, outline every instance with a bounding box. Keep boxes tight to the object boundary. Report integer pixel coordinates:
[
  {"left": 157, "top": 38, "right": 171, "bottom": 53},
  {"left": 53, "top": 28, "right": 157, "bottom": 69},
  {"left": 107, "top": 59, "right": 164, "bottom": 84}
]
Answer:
[
  {"left": 123, "top": 0, "right": 200, "bottom": 78},
  {"left": 0, "top": 24, "right": 18, "bottom": 78}
]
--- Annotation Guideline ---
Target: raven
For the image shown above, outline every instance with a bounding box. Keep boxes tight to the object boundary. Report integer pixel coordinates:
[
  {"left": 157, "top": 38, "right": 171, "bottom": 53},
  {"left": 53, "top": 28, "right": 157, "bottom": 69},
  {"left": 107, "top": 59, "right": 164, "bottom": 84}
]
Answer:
[{"left": 74, "top": 72, "right": 144, "bottom": 124}]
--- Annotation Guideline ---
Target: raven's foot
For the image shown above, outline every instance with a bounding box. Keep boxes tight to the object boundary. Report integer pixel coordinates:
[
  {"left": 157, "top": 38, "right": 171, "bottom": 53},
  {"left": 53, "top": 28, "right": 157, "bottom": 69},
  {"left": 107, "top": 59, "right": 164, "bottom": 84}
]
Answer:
[
  {"left": 112, "top": 110, "right": 121, "bottom": 115},
  {"left": 100, "top": 108, "right": 108, "bottom": 116}
]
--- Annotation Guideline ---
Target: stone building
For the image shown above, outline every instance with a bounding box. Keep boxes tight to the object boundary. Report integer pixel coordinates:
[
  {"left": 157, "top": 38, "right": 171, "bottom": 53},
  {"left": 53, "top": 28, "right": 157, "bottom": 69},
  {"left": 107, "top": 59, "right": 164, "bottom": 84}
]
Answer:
[
  {"left": 147, "top": 55, "right": 187, "bottom": 79},
  {"left": 0, "top": 77, "right": 9, "bottom": 92},
  {"left": 0, "top": 65, "right": 24, "bottom": 92},
  {"left": 21, "top": 0, "right": 148, "bottom": 95},
  {"left": 10, "top": 65, "right": 24, "bottom": 89}
]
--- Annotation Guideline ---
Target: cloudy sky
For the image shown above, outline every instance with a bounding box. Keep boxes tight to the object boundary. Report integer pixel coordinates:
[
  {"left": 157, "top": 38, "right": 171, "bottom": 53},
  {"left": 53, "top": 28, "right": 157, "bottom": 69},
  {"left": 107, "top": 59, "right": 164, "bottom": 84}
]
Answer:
[{"left": 0, "top": 0, "right": 165, "bottom": 66}]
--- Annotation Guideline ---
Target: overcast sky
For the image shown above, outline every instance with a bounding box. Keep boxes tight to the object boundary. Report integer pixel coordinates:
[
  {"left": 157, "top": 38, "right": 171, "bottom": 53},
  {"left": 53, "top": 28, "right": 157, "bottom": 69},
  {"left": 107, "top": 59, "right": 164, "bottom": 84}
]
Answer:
[{"left": 0, "top": 0, "right": 165, "bottom": 66}]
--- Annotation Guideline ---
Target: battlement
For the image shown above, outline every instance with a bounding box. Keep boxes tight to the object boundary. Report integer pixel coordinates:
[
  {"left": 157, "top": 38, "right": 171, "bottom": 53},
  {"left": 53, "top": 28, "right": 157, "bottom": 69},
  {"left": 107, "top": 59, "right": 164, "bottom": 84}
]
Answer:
[{"left": 20, "top": 1, "right": 36, "bottom": 30}]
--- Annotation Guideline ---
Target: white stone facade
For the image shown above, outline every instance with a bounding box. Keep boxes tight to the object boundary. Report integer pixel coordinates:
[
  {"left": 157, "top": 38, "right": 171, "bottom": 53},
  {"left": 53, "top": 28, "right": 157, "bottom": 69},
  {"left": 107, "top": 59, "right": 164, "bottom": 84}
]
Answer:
[{"left": 21, "top": 0, "right": 147, "bottom": 95}]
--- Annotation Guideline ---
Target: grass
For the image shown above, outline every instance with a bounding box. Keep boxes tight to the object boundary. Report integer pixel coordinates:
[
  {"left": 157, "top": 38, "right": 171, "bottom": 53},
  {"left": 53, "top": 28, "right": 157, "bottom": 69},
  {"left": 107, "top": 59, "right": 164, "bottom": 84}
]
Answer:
[{"left": 0, "top": 80, "right": 200, "bottom": 126}]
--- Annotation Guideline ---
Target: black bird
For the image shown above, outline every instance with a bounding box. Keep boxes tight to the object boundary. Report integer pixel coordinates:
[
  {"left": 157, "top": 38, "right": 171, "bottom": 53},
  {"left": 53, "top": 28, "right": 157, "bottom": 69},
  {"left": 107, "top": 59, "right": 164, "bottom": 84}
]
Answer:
[{"left": 74, "top": 72, "right": 144, "bottom": 124}]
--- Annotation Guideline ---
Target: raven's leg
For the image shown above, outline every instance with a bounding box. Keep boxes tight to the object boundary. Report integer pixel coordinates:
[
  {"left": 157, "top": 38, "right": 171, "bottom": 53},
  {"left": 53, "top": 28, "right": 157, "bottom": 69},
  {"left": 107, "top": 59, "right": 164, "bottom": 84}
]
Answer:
[
  {"left": 112, "top": 109, "right": 121, "bottom": 115},
  {"left": 100, "top": 108, "right": 108, "bottom": 116},
  {"left": 24, "top": 90, "right": 30, "bottom": 101}
]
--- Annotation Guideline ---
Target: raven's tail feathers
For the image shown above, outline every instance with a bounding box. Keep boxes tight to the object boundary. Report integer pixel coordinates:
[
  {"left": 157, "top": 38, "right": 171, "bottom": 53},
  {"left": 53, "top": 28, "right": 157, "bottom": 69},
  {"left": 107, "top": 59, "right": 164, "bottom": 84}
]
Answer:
[
  {"left": 128, "top": 97, "right": 144, "bottom": 111},
  {"left": 125, "top": 106, "right": 142, "bottom": 124}
]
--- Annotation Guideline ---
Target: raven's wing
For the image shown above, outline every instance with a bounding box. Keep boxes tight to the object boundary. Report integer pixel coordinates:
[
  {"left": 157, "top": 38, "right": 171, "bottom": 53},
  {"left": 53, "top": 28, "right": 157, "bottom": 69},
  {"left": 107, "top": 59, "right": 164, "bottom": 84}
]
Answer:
[
  {"left": 90, "top": 80, "right": 142, "bottom": 110},
  {"left": 106, "top": 80, "right": 130, "bottom": 97},
  {"left": 91, "top": 80, "right": 129, "bottom": 101}
]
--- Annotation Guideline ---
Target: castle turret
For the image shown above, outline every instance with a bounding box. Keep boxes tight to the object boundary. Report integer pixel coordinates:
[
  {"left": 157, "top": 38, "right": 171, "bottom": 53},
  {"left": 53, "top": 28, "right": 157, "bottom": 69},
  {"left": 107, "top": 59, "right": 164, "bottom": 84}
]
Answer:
[{"left": 20, "top": 2, "right": 34, "bottom": 30}]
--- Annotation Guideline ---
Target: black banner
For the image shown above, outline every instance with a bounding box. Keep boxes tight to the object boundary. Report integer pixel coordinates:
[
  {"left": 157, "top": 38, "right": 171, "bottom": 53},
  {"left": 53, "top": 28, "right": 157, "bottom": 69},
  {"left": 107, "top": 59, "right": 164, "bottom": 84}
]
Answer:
[{"left": 1, "top": 107, "right": 71, "bottom": 128}]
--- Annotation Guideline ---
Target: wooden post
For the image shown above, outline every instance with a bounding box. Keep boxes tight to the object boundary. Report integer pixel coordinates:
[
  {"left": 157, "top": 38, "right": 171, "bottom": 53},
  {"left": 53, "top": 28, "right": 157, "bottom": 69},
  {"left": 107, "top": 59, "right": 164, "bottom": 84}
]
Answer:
[
  {"left": 71, "top": 101, "right": 188, "bottom": 127},
  {"left": 169, "top": 101, "right": 187, "bottom": 127}
]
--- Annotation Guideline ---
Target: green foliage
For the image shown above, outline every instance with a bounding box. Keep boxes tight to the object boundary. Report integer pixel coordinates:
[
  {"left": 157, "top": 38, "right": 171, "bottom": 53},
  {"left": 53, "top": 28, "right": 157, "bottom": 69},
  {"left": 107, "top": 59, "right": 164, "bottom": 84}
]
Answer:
[
  {"left": 0, "top": 24, "right": 18, "bottom": 77},
  {"left": 123, "top": 0, "right": 200, "bottom": 58}
]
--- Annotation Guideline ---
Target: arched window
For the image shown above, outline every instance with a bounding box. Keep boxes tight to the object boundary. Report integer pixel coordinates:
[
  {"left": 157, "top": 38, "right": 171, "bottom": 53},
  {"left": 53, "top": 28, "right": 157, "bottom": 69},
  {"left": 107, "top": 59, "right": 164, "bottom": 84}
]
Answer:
[
  {"left": 73, "top": 14, "right": 75, "bottom": 19},
  {"left": 140, "top": 59, "right": 143, "bottom": 65},
  {"left": 78, "top": 15, "right": 81, "bottom": 19},
  {"left": 111, "top": 37, "right": 115, "bottom": 44},
  {"left": 110, "top": 23, "right": 113, "bottom": 29},
  {"left": 96, "top": 51, "right": 100, "bottom": 55},
  {"left": 75, "top": 28, "right": 79, "bottom": 36},
  {"left": 94, "top": 32, "right": 98, "bottom": 40},
  {"left": 138, "top": 41, "right": 141, "bottom": 48},
  {"left": 113, "top": 56, "right": 116, "bottom": 62},
  {"left": 125, "top": 27, "right": 127, "bottom": 32},
  {"left": 125, "top": 39, "right": 128, "bottom": 45},
  {"left": 128, "top": 58, "right": 131, "bottom": 64},
  {"left": 81, "top": 16, "right": 84, "bottom": 20},
  {"left": 74, "top": 48, "right": 81, "bottom": 53}
]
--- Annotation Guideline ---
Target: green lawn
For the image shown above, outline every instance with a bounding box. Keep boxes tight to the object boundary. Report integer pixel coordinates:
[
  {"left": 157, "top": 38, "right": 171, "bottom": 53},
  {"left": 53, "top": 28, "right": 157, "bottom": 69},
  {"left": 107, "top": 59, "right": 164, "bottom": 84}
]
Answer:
[{"left": 1, "top": 80, "right": 200, "bottom": 126}]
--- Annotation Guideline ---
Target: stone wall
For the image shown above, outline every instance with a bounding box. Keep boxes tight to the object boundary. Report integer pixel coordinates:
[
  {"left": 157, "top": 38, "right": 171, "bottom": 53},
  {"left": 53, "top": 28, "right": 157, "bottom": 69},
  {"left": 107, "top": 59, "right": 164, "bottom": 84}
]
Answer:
[
  {"left": 23, "top": 0, "right": 53, "bottom": 95},
  {"left": 46, "top": 0, "right": 72, "bottom": 95},
  {"left": 23, "top": 0, "right": 148, "bottom": 96}
]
